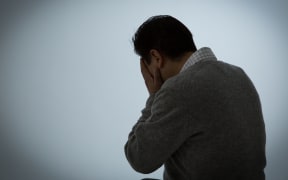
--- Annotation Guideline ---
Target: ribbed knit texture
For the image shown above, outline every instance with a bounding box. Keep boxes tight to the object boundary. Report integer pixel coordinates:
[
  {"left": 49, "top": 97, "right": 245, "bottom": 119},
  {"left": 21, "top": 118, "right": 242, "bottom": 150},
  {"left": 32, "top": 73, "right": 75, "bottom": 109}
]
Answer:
[{"left": 125, "top": 60, "right": 266, "bottom": 180}]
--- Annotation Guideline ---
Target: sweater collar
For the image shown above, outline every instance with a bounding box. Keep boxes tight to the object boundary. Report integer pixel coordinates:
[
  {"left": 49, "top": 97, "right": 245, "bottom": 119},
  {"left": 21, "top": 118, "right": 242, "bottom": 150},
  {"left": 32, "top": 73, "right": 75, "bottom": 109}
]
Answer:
[{"left": 180, "top": 47, "right": 217, "bottom": 73}]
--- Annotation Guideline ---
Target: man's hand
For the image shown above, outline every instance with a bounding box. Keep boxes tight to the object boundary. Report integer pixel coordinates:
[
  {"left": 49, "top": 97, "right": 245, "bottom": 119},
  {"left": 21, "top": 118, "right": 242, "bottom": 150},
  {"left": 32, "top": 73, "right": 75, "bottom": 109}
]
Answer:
[{"left": 140, "top": 59, "right": 163, "bottom": 95}]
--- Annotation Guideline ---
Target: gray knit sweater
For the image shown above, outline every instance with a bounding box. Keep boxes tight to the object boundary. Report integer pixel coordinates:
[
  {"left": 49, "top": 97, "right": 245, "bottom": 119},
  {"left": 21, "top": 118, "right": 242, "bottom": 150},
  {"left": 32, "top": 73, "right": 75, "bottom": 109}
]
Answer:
[{"left": 125, "top": 60, "right": 266, "bottom": 180}]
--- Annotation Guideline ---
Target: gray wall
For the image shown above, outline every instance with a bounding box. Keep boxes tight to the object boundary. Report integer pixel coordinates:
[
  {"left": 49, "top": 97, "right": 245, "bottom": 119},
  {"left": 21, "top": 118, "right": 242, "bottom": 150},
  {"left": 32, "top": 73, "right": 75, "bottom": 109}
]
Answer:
[{"left": 0, "top": 0, "right": 287, "bottom": 179}]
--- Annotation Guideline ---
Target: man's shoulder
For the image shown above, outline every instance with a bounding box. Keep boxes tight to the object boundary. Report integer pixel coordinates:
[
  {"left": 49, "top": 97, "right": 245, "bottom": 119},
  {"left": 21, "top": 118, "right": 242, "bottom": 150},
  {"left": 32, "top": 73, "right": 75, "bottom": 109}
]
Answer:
[
  {"left": 163, "top": 60, "right": 219, "bottom": 88},
  {"left": 162, "top": 60, "right": 246, "bottom": 92}
]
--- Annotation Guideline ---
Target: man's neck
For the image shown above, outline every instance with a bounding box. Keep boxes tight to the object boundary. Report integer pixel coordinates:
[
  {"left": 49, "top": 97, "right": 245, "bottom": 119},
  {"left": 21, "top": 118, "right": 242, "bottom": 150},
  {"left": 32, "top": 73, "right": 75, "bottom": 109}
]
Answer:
[
  {"left": 162, "top": 51, "right": 194, "bottom": 81},
  {"left": 176, "top": 51, "right": 194, "bottom": 73}
]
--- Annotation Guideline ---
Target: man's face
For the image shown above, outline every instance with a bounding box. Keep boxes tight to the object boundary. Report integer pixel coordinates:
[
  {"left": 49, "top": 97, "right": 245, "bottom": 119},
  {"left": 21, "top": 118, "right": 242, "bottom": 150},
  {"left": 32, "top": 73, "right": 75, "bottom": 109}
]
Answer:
[
  {"left": 141, "top": 49, "right": 166, "bottom": 81},
  {"left": 141, "top": 57, "right": 157, "bottom": 76},
  {"left": 140, "top": 56, "right": 164, "bottom": 94}
]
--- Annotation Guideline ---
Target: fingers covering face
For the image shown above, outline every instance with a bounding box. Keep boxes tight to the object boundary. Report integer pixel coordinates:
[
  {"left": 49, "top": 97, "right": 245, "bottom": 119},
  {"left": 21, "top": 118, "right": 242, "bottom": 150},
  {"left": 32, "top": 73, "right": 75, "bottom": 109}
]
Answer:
[{"left": 140, "top": 59, "right": 153, "bottom": 80}]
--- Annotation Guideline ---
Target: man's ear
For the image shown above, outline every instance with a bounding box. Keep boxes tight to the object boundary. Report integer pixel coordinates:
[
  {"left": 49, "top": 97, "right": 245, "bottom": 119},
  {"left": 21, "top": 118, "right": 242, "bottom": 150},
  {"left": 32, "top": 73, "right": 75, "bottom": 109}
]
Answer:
[{"left": 149, "top": 49, "right": 164, "bottom": 68}]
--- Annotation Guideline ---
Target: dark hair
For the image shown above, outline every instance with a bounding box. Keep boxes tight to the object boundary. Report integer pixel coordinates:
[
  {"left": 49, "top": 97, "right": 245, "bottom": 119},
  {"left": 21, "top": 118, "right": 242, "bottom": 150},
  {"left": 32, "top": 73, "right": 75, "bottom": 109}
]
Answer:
[{"left": 132, "top": 15, "right": 197, "bottom": 64}]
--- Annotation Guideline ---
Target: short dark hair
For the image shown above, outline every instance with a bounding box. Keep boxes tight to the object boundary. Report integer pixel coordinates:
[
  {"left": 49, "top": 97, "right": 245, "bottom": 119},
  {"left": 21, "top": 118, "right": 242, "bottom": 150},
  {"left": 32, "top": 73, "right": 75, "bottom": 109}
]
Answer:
[{"left": 132, "top": 15, "right": 197, "bottom": 64}]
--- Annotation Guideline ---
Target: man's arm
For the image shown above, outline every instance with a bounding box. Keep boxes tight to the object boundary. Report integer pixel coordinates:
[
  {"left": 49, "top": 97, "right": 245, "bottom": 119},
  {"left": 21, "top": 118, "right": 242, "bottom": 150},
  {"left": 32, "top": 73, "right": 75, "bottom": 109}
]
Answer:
[
  {"left": 124, "top": 86, "right": 193, "bottom": 173},
  {"left": 126, "top": 59, "right": 162, "bottom": 139},
  {"left": 124, "top": 60, "right": 193, "bottom": 173}
]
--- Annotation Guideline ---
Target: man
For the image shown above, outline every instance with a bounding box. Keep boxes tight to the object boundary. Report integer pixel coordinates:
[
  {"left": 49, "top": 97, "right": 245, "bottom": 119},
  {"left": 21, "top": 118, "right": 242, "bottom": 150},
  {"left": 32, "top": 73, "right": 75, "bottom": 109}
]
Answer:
[{"left": 124, "top": 15, "right": 266, "bottom": 180}]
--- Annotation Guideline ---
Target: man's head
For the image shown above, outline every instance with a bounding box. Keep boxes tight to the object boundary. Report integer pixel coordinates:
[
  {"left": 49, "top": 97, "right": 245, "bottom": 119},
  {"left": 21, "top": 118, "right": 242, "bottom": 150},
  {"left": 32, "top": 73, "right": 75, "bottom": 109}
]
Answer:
[
  {"left": 133, "top": 15, "right": 197, "bottom": 81},
  {"left": 133, "top": 15, "right": 196, "bottom": 64}
]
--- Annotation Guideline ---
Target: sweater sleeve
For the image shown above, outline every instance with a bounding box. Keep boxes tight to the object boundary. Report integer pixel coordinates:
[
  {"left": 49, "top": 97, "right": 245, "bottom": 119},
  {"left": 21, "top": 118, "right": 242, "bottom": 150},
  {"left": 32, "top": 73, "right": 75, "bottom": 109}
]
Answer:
[
  {"left": 124, "top": 87, "right": 193, "bottom": 174},
  {"left": 127, "top": 94, "right": 155, "bottom": 139}
]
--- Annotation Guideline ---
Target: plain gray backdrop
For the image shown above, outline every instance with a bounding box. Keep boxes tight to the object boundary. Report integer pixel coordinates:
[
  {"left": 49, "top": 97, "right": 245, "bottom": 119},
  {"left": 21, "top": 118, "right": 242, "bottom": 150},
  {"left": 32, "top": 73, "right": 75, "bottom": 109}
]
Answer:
[{"left": 0, "top": 0, "right": 287, "bottom": 179}]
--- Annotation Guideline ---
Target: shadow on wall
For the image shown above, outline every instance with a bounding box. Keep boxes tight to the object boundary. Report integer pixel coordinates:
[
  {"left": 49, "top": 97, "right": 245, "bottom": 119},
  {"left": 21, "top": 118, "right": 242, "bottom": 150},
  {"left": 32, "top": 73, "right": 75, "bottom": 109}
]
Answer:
[
  {"left": 0, "top": 133, "right": 72, "bottom": 180},
  {"left": 0, "top": 0, "right": 48, "bottom": 41},
  {"left": 0, "top": 2, "right": 70, "bottom": 179}
]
